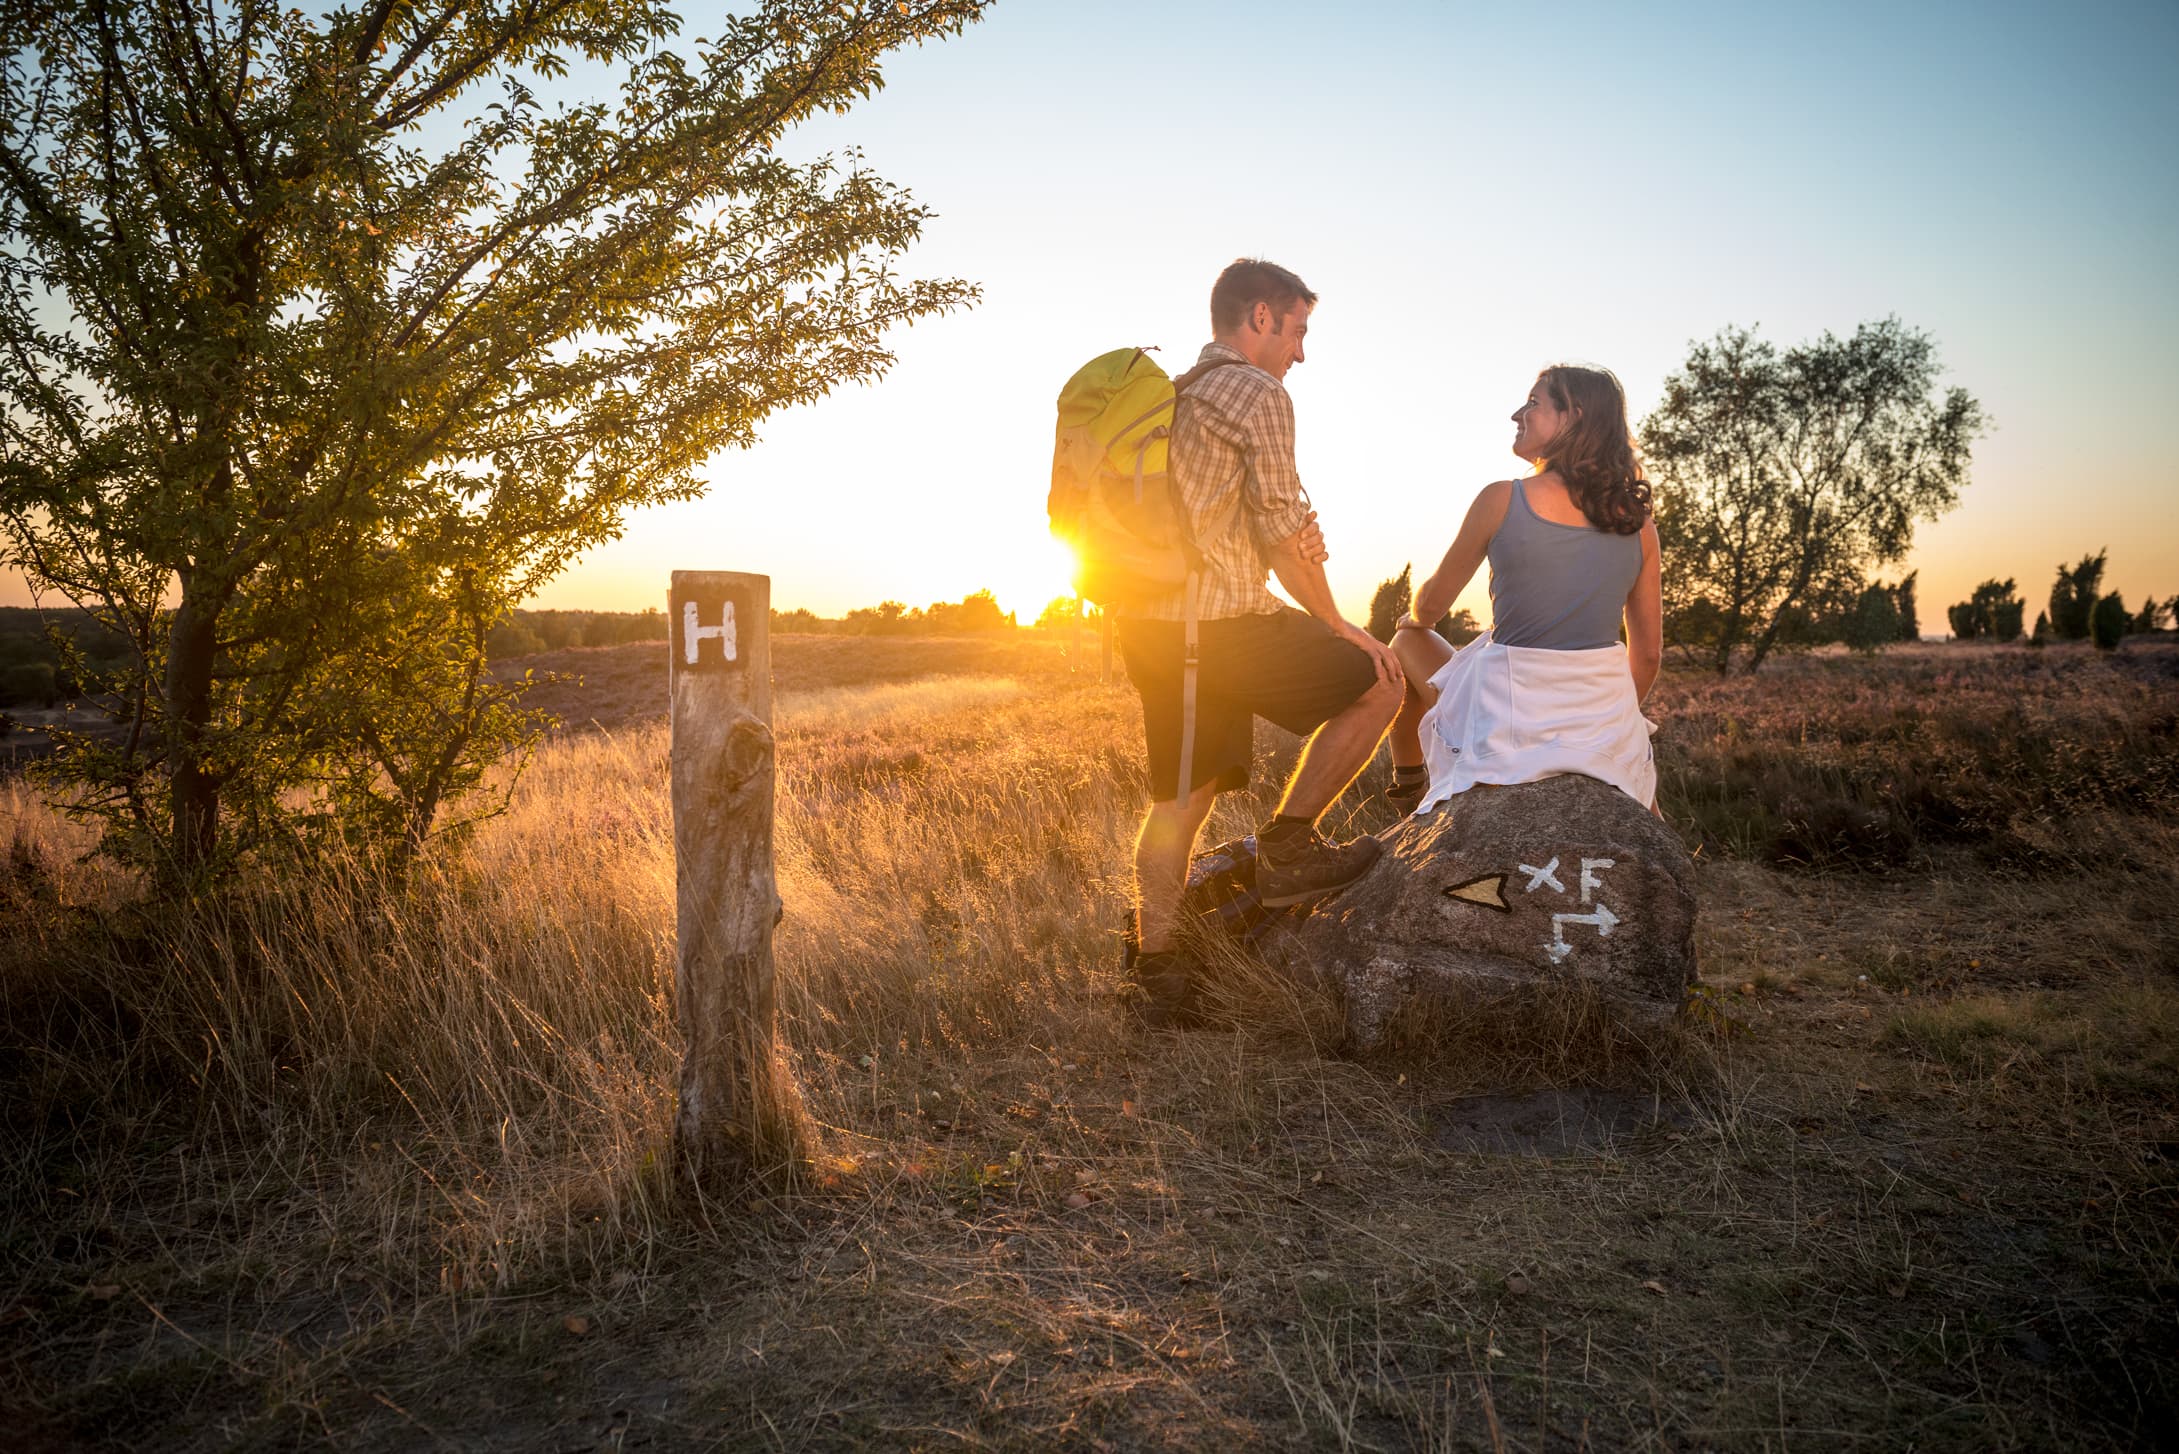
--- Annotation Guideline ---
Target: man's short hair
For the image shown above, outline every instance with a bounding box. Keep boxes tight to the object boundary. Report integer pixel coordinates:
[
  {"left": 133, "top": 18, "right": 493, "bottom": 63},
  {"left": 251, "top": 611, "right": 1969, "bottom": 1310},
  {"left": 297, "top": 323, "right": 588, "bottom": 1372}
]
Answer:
[{"left": 1209, "top": 258, "right": 1316, "bottom": 336}]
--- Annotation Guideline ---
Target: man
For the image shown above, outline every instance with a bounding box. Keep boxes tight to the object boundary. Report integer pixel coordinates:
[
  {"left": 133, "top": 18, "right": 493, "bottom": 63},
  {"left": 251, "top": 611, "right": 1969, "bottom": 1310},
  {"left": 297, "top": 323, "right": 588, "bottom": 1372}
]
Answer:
[{"left": 1116, "top": 258, "right": 1404, "bottom": 1028}]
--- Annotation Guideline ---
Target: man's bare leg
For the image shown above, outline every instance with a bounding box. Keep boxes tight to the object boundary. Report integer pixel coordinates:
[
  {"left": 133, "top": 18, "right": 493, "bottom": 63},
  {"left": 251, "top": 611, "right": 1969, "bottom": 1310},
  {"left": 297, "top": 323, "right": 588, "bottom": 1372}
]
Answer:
[
  {"left": 1134, "top": 778, "right": 1219, "bottom": 953},
  {"left": 1271, "top": 673, "right": 1403, "bottom": 823}
]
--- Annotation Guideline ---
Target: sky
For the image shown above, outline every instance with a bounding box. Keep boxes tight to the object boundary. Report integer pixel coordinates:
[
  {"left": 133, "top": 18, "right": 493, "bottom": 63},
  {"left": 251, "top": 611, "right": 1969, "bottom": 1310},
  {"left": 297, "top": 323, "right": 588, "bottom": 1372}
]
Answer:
[{"left": 8, "top": 0, "right": 2177, "bottom": 629}]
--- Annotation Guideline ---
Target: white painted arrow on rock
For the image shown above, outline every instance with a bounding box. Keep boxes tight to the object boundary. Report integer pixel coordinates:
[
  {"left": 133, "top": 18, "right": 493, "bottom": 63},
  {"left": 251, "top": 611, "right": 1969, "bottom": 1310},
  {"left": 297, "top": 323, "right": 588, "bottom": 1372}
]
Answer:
[{"left": 1544, "top": 903, "right": 1621, "bottom": 963}]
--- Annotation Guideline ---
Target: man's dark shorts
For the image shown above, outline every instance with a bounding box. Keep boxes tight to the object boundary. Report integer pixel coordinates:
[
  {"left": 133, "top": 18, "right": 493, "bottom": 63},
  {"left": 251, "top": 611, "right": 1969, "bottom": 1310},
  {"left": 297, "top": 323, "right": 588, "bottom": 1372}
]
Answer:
[{"left": 1117, "top": 607, "right": 1378, "bottom": 802}]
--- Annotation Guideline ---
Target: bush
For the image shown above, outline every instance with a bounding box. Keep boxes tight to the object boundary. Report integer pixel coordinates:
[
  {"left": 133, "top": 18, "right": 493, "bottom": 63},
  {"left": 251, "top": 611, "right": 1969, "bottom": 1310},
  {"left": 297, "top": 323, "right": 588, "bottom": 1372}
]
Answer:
[
  {"left": 1947, "top": 578, "right": 2024, "bottom": 641},
  {"left": 1652, "top": 647, "right": 2179, "bottom": 869},
  {"left": 0, "top": 662, "right": 56, "bottom": 709},
  {"left": 1844, "top": 584, "right": 1900, "bottom": 654},
  {"left": 2050, "top": 552, "right": 2106, "bottom": 639},
  {"left": 2091, "top": 593, "right": 2128, "bottom": 650}
]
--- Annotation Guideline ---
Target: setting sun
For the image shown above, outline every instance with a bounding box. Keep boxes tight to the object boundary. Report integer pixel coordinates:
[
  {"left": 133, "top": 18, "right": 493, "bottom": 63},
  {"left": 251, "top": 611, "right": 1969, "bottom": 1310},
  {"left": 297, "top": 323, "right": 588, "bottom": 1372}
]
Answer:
[{"left": 976, "top": 529, "right": 1081, "bottom": 623}]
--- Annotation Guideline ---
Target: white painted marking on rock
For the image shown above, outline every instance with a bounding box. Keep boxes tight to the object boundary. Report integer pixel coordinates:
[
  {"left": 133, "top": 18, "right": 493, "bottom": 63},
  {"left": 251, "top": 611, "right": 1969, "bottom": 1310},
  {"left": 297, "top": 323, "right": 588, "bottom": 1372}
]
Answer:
[
  {"left": 1579, "top": 858, "right": 1615, "bottom": 905},
  {"left": 1519, "top": 858, "right": 1564, "bottom": 895},
  {"left": 1545, "top": 904, "right": 1620, "bottom": 962}
]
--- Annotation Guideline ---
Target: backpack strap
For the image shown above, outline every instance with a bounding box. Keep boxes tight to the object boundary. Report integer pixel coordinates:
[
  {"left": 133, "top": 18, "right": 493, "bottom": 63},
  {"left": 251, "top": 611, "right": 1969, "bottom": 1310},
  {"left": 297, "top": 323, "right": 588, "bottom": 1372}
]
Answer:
[{"left": 1178, "top": 570, "right": 1202, "bottom": 799}]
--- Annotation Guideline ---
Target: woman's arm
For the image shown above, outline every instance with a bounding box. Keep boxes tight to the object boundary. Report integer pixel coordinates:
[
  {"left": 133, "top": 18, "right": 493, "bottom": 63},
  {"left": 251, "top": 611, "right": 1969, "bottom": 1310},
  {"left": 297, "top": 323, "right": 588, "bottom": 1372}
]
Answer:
[
  {"left": 1406, "top": 481, "right": 1512, "bottom": 626},
  {"left": 1624, "top": 518, "right": 1663, "bottom": 701}
]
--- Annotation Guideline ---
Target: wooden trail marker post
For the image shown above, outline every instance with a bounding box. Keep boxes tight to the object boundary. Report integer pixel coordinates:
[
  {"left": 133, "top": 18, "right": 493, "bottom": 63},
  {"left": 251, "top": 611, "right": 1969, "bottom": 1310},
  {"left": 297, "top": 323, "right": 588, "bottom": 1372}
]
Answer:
[{"left": 668, "top": 570, "right": 805, "bottom": 1193}]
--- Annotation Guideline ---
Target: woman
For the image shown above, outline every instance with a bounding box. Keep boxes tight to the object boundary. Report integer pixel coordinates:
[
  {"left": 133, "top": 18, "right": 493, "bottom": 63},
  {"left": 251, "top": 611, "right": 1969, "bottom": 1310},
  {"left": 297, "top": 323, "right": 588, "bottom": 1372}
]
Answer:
[{"left": 1386, "top": 364, "right": 1662, "bottom": 814}]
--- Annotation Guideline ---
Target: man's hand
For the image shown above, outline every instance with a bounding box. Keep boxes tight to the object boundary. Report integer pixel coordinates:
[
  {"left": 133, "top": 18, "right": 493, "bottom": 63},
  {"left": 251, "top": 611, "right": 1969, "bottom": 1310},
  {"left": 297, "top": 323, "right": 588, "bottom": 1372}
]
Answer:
[
  {"left": 1339, "top": 621, "right": 1404, "bottom": 690},
  {"left": 1297, "top": 510, "right": 1328, "bottom": 565}
]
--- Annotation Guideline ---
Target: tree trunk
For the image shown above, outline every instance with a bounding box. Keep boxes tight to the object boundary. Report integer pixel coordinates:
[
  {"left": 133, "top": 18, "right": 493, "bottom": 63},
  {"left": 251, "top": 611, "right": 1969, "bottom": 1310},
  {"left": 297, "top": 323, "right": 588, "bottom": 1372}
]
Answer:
[
  {"left": 164, "top": 586, "right": 223, "bottom": 884},
  {"left": 668, "top": 571, "right": 806, "bottom": 1198}
]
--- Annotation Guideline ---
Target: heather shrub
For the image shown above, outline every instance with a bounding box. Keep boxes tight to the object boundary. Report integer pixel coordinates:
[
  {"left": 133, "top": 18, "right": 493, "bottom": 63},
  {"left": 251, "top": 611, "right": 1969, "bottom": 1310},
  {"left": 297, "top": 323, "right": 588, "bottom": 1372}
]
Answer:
[{"left": 1652, "top": 644, "right": 2179, "bottom": 868}]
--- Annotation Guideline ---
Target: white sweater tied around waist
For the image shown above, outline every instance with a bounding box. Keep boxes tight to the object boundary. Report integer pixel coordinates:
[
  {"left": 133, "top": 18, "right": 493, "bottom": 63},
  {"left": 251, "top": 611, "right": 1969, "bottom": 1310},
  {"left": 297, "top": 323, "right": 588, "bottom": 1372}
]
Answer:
[{"left": 1416, "top": 629, "right": 1657, "bottom": 814}]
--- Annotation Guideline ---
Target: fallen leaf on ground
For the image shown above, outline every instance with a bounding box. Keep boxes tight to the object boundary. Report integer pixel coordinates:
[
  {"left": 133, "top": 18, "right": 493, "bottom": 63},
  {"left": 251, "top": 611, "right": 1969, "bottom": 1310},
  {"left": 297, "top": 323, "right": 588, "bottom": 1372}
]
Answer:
[
  {"left": 1505, "top": 1272, "right": 1531, "bottom": 1296},
  {"left": 87, "top": 1284, "right": 121, "bottom": 1301},
  {"left": 563, "top": 1314, "right": 592, "bottom": 1336},
  {"left": 1641, "top": 1279, "right": 1668, "bottom": 1296},
  {"left": 1063, "top": 1191, "right": 1091, "bottom": 1210}
]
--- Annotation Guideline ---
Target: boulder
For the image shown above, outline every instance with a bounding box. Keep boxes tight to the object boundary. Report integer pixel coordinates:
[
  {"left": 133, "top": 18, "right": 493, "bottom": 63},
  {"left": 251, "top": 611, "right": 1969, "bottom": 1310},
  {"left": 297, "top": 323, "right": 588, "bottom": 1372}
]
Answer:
[{"left": 1294, "top": 774, "right": 1697, "bottom": 1049}]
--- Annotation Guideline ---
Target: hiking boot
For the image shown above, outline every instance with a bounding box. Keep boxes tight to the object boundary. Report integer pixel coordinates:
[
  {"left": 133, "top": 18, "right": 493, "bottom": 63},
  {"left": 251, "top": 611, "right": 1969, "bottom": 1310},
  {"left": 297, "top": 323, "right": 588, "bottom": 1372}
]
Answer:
[
  {"left": 1385, "top": 774, "right": 1428, "bottom": 813},
  {"left": 1119, "top": 945, "right": 1210, "bottom": 1031},
  {"left": 1255, "top": 828, "right": 1385, "bottom": 908}
]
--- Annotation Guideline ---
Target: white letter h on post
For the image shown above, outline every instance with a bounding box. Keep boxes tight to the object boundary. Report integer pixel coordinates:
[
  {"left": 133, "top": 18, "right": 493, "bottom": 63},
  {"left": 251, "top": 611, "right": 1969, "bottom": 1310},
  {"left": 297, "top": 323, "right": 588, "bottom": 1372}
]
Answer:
[{"left": 683, "top": 599, "right": 737, "bottom": 665}]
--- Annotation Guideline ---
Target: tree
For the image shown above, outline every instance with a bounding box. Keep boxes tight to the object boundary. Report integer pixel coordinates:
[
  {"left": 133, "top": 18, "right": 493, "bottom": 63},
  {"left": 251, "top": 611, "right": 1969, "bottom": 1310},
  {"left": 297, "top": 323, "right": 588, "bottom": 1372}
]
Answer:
[
  {"left": 1034, "top": 596, "right": 1090, "bottom": 631},
  {"left": 1946, "top": 578, "right": 2024, "bottom": 641},
  {"left": 0, "top": 0, "right": 989, "bottom": 885},
  {"left": 2132, "top": 597, "right": 2165, "bottom": 634},
  {"left": 1366, "top": 565, "right": 1414, "bottom": 644},
  {"left": 1842, "top": 583, "right": 1900, "bottom": 654},
  {"left": 1890, "top": 571, "right": 1920, "bottom": 642},
  {"left": 2091, "top": 593, "right": 2128, "bottom": 651},
  {"left": 1639, "top": 320, "right": 1983, "bottom": 673},
  {"left": 2047, "top": 552, "right": 2107, "bottom": 640},
  {"left": 2032, "top": 610, "right": 2051, "bottom": 643},
  {"left": 1366, "top": 562, "right": 1480, "bottom": 646},
  {"left": 952, "top": 588, "right": 1008, "bottom": 633}
]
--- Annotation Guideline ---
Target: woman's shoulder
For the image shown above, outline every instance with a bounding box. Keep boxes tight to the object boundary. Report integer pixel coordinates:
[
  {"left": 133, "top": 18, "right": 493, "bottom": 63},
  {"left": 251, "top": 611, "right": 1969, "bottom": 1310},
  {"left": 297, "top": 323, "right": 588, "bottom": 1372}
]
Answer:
[{"left": 1470, "top": 478, "right": 1518, "bottom": 513}]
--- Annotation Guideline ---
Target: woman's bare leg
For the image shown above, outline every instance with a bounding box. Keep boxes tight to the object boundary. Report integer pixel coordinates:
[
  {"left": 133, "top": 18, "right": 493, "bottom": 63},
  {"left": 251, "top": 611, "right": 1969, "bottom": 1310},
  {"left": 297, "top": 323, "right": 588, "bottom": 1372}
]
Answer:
[{"left": 1388, "top": 626, "right": 1454, "bottom": 769}]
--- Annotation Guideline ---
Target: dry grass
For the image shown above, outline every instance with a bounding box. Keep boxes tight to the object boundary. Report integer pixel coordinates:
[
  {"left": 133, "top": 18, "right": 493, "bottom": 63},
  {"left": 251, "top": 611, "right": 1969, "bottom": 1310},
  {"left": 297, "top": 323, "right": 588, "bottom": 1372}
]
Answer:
[{"left": 2, "top": 637, "right": 2175, "bottom": 1450}]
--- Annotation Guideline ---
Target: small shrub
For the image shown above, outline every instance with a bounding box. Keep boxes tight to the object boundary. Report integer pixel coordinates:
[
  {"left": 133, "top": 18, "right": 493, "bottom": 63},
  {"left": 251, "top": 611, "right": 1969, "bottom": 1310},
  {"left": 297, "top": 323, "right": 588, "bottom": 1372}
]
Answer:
[
  {"left": 2091, "top": 593, "right": 2128, "bottom": 650},
  {"left": 1653, "top": 645, "right": 2179, "bottom": 868}
]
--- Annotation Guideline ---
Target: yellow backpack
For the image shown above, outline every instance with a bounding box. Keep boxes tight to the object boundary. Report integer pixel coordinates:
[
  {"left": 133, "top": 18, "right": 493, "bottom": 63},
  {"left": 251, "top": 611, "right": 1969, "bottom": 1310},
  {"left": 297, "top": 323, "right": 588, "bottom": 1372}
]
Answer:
[
  {"left": 1048, "top": 346, "right": 1245, "bottom": 796},
  {"left": 1046, "top": 347, "right": 1242, "bottom": 609}
]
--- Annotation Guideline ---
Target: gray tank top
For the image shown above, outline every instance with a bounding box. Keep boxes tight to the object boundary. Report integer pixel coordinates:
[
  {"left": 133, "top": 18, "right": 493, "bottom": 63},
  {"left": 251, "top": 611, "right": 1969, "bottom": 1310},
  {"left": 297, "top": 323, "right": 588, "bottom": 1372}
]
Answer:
[{"left": 1486, "top": 479, "right": 1642, "bottom": 650}]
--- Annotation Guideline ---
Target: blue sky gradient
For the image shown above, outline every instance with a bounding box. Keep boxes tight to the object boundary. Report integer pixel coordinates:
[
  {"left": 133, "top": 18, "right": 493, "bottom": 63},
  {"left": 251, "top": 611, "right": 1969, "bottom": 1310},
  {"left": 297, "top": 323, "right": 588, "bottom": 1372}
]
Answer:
[
  {"left": 9, "top": 0, "right": 2175, "bottom": 627},
  {"left": 543, "top": 0, "right": 2179, "bottom": 625}
]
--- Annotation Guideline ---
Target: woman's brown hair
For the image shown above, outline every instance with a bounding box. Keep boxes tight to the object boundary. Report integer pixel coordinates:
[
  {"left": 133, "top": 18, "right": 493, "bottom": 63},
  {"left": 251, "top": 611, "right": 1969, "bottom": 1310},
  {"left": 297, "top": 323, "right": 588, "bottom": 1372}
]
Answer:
[{"left": 1534, "top": 364, "right": 1651, "bottom": 535}]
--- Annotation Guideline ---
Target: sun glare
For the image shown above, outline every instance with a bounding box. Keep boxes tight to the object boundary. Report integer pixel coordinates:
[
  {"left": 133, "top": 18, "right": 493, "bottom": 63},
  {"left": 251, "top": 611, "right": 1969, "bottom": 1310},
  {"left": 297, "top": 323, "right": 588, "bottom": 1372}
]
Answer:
[{"left": 975, "top": 531, "right": 1081, "bottom": 624}]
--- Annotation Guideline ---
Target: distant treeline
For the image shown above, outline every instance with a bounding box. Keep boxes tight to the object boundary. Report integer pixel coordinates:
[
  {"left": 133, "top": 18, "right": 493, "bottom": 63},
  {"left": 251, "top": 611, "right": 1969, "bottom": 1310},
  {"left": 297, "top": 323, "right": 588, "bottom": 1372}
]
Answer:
[
  {"left": 1948, "top": 552, "right": 2174, "bottom": 649},
  {"left": 486, "top": 609, "right": 673, "bottom": 658},
  {"left": 777, "top": 590, "right": 1017, "bottom": 638},
  {"left": 485, "top": 591, "right": 1029, "bottom": 659},
  {"left": 5, "top": 595, "right": 1045, "bottom": 702}
]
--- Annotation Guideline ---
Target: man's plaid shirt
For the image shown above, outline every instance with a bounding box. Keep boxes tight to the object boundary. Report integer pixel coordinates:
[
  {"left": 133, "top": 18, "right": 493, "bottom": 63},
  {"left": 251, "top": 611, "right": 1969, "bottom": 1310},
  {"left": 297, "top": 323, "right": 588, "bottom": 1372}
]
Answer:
[{"left": 1128, "top": 342, "right": 1313, "bottom": 622}]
